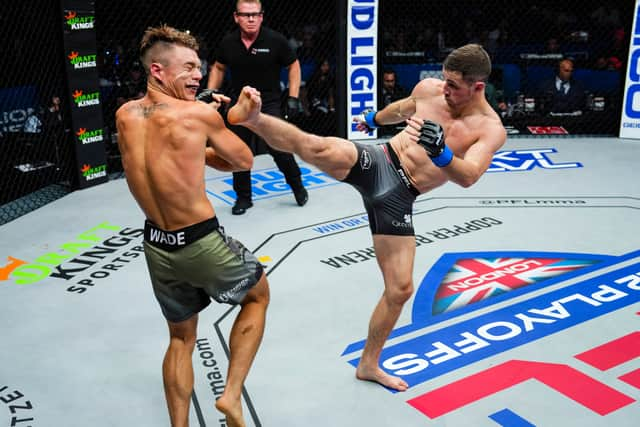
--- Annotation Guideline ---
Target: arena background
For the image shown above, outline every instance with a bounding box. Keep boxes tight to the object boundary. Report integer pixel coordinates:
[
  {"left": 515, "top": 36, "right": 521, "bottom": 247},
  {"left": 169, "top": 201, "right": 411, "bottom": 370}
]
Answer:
[{"left": 0, "top": 0, "right": 634, "bottom": 224}]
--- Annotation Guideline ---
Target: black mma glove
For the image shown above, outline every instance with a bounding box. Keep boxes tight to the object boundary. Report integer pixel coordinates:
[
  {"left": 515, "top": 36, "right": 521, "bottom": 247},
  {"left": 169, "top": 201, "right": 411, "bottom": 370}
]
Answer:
[
  {"left": 418, "top": 120, "right": 453, "bottom": 167},
  {"left": 284, "top": 96, "right": 303, "bottom": 121},
  {"left": 196, "top": 89, "right": 228, "bottom": 114},
  {"left": 195, "top": 89, "right": 220, "bottom": 103}
]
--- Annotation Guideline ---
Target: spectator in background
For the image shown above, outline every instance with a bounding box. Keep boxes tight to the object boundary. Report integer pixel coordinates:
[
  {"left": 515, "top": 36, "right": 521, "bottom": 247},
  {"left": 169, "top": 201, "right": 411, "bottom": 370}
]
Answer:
[
  {"left": 592, "top": 14, "right": 625, "bottom": 73},
  {"left": 544, "top": 37, "right": 562, "bottom": 55},
  {"left": 484, "top": 81, "right": 507, "bottom": 117},
  {"left": 303, "top": 58, "right": 336, "bottom": 136},
  {"left": 380, "top": 69, "right": 408, "bottom": 108},
  {"left": 590, "top": 6, "right": 622, "bottom": 33},
  {"left": 116, "top": 61, "right": 146, "bottom": 107},
  {"left": 24, "top": 94, "right": 62, "bottom": 134},
  {"left": 286, "top": 27, "right": 304, "bottom": 52},
  {"left": 40, "top": 94, "right": 68, "bottom": 166},
  {"left": 22, "top": 110, "right": 42, "bottom": 133},
  {"left": 608, "top": 26, "right": 626, "bottom": 71},
  {"left": 485, "top": 68, "right": 507, "bottom": 116},
  {"left": 537, "top": 58, "right": 586, "bottom": 114},
  {"left": 378, "top": 69, "right": 408, "bottom": 136},
  {"left": 593, "top": 55, "right": 622, "bottom": 72},
  {"left": 295, "top": 27, "right": 320, "bottom": 64},
  {"left": 43, "top": 95, "right": 66, "bottom": 136},
  {"left": 306, "top": 58, "right": 335, "bottom": 114}
]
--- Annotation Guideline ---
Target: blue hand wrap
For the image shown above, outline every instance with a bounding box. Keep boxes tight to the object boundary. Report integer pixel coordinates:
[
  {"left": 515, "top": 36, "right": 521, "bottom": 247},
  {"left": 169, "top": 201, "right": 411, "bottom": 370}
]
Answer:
[
  {"left": 431, "top": 145, "right": 453, "bottom": 167},
  {"left": 364, "top": 110, "right": 378, "bottom": 128}
]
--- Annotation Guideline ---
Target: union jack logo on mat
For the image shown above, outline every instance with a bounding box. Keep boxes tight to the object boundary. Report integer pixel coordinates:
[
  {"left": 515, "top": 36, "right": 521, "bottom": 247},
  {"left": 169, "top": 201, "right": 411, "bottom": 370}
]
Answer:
[
  {"left": 433, "top": 256, "right": 597, "bottom": 313},
  {"left": 410, "top": 251, "right": 614, "bottom": 322}
]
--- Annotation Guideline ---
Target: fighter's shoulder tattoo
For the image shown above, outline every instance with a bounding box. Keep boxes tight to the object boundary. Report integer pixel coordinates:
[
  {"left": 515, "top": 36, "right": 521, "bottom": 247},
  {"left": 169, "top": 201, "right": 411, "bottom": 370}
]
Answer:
[{"left": 127, "top": 102, "right": 169, "bottom": 118}]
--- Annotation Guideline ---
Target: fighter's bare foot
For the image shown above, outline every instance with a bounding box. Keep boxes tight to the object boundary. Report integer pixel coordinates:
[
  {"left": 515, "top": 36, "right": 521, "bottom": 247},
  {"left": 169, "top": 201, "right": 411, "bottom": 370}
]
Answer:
[
  {"left": 215, "top": 396, "right": 245, "bottom": 427},
  {"left": 227, "top": 86, "right": 261, "bottom": 125},
  {"left": 356, "top": 366, "right": 409, "bottom": 392}
]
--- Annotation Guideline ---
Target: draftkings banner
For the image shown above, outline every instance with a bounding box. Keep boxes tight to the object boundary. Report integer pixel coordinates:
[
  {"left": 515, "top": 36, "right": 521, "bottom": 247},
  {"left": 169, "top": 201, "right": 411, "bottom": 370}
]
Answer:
[{"left": 61, "top": 0, "right": 108, "bottom": 188}]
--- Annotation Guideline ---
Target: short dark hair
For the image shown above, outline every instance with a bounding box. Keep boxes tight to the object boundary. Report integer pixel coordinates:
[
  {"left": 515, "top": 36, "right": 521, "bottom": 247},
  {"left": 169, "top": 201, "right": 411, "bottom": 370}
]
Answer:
[
  {"left": 443, "top": 43, "right": 491, "bottom": 83},
  {"left": 139, "top": 25, "right": 199, "bottom": 72},
  {"left": 558, "top": 57, "right": 574, "bottom": 70}
]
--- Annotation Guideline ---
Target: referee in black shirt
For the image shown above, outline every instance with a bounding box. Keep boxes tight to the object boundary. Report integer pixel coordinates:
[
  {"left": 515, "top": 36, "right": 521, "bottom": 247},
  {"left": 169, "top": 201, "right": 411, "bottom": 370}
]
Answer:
[{"left": 208, "top": 0, "right": 308, "bottom": 215}]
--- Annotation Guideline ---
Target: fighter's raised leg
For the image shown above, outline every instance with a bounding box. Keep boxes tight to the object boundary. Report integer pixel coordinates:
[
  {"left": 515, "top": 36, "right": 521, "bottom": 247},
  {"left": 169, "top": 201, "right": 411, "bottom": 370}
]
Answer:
[{"left": 229, "top": 86, "right": 357, "bottom": 181}]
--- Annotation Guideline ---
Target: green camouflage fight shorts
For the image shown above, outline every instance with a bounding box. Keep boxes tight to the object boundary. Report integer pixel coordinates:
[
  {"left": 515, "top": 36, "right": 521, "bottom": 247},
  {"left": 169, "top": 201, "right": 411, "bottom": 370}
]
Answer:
[{"left": 143, "top": 217, "right": 263, "bottom": 322}]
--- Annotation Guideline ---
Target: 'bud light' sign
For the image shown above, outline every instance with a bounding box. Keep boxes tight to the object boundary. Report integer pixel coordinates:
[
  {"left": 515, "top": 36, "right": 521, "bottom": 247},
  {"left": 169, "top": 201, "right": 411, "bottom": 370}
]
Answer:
[{"left": 347, "top": 0, "right": 378, "bottom": 141}]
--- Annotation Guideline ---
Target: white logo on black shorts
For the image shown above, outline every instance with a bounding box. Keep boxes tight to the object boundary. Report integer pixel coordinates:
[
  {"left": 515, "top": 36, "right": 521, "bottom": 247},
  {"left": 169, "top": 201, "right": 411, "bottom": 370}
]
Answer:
[
  {"left": 392, "top": 213, "right": 413, "bottom": 229},
  {"left": 360, "top": 150, "right": 371, "bottom": 170}
]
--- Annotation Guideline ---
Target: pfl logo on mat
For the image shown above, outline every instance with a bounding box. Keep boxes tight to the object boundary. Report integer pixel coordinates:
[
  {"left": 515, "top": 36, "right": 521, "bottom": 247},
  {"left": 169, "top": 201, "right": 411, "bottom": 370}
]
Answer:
[
  {"left": 487, "top": 148, "right": 582, "bottom": 172},
  {"left": 343, "top": 250, "right": 640, "bottom": 423},
  {"left": 64, "top": 11, "right": 95, "bottom": 30},
  {"left": 72, "top": 90, "right": 100, "bottom": 108},
  {"left": 68, "top": 51, "right": 97, "bottom": 70},
  {"left": 76, "top": 127, "right": 104, "bottom": 145},
  {"left": 81, "top": 164, "right": 107, "bottom": 181}
]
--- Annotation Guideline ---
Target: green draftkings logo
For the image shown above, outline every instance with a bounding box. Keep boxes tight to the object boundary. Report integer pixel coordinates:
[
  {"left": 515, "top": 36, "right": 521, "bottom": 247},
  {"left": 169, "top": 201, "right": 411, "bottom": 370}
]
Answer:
[
  {"left": 68, "top": 51, "right": 97, "bottom": 69},
  {"left": 81, "top": 164, "right": 107, "bottom": 181},
  {"left": 72, "top": 90, "right": 100, "bottom": 108},
  {"left": 65, "top": 11, "right": 95, "bottom": 30},
  {"left": 0, "top": 222, "right": 145, "bottom": 288},
  {"left": 76, "top": 128, "right": 104, "bottom": 144}
]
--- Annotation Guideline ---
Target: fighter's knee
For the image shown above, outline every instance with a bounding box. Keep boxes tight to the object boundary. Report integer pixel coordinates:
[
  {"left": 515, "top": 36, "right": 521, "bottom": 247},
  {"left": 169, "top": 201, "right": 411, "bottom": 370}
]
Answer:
[
  {"left": 169, "top": 332, "right": 197, "bottom": 351},
  {"left": 386, "top": 281, "right": 414, "bottom": 305},
  {"left": 184, "top": 334, "right": 197, "bottom": 349},
  {"left": 253, "top": 288, "right": 270, "bottom": 307},
  {"left": 241, "top": 274, "right": 270, "bottom": 307}
]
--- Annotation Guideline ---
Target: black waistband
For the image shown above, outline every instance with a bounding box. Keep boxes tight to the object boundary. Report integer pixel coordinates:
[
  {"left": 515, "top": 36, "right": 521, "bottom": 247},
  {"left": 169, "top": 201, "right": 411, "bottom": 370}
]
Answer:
[
  {"left": 384, "top": 143, "right": 420, "bottom": 197},
  {"left": 144, "top": 217, "right": 220, "bottom": 252}
]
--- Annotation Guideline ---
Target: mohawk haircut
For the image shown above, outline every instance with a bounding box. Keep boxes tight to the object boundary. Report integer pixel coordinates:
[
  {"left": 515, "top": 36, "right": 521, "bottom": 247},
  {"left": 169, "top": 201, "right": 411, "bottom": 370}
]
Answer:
[{"left": 139, "top": 25, "right": 199, "bottom": 71}]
